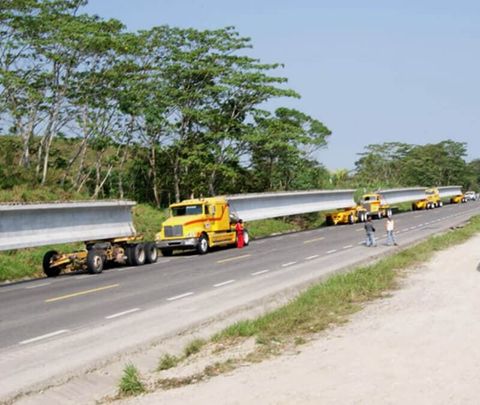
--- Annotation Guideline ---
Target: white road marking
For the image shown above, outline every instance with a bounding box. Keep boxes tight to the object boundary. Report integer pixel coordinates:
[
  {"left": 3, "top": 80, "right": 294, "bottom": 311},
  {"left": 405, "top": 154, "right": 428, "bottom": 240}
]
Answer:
[
  {"left": 20, "top": 330, "right": 69, "bottom": 345},
  {"left": 356, "top": 228, "right": 363, "bottom": 232},
  {"left": 213, "top": 279, "right": 235, "bottom": 288},
  {"left": 358, "top": 241, "right": 364, "bottom": 245},
  {"left": 26, "top": 282, "right": 51, "bottom": 289},
  {"left": 251, "top": 269, "right": 269, "bottom": 276},
  {"left": 418, "top": 223, "right": 424, "bottom": 227},
  {"left": 158, "top": 259, "right": 171, "bottom": 264},
  {"left": 305, "top": 254, "right": 319, "bottom": 260},
  {"left": 414, "top": 215, "right": 422, "bottom": 218},
  {"left": 326, "top": 249, "right": 337, "bottom": 254},
  {"left": 342, "top": 245, "right": 353, "bottom": 249},
  {"left": 282, "top": 262, "right": 296, "bottom": 267},
  {"left": 166, "top": 292, "right": 194, "bottom": 301},
  {"left": 105, "top": 308, "right": 140, "bottom": 319}
]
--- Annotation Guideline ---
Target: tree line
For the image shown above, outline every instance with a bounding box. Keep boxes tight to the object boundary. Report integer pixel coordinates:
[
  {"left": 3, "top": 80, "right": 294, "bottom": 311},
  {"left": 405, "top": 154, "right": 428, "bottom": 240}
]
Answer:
[
  {"left": 0, "top": 0, "right": 332, "bottom": 205},
  {"left": 1, "top": 1, "right": 478, "bottom": 207}
]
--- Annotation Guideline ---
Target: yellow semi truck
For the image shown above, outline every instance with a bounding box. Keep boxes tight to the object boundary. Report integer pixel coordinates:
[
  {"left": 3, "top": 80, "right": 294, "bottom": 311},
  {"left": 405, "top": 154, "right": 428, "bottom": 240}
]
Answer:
[
  {"left": 156, "top": 197, "right": 249, "bottom": 255},
  {"left": 412, "top": 188, "right": 442, "bottom": 210},
  {"left": 325, "top": 193, "right": 392, "bottom": 225}
]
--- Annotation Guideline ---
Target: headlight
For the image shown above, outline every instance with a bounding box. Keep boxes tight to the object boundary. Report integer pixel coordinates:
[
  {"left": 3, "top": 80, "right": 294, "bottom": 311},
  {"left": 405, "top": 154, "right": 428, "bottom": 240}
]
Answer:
[{"left": 186, "top": 231, "right": 196, "bottom": 237}]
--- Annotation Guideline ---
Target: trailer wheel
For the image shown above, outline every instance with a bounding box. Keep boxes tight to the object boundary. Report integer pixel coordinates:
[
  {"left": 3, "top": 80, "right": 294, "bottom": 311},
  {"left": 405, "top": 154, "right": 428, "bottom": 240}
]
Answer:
[
  {"left": 87, "top": 249, "right": 104, "bottom": 274},
  {"left": 43, "top": 250, "right": 62, "bottom": 277},
  {"left": 145, "top": 242, "right": 158, "bottom": 264},
  {"left": 243, "top": 229, "right": 250, "bottom": 246},
  {"left": 348, "top": 214, "right": 355, "bottom": 224},
  {"left": 197, "top": 234, "right": 209, "bottom": 254},
  {"left": 377, "top": 211, "right": 382, "bottom": 219},
  {"left": 439, "top": 201, "right": 443, "bottom": 207},
  {"left": 126, "top": 243, "right": 146, "bottom": 266}
]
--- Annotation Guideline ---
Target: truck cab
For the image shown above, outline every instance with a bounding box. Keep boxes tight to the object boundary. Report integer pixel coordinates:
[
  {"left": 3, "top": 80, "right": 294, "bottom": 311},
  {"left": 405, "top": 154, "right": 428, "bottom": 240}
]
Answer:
[
  {"left": 156, "top": 197, "right": 247, "bottom": 256},
  {"left": 360, "top": 193, "right": 391, "bottom": 219},
  {"left": 412, "top": 188, "right": 442, "bottom": 210}
]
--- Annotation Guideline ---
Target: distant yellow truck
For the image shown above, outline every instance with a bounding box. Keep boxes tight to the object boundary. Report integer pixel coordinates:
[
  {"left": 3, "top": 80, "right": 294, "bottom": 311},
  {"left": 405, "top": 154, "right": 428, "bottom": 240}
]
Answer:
[
  {"left": 412, "top": 188, "right": 442, "bottom": 210},
  {"left": 156, "top": 197, "right": 249, "bottom": 255},
  {"left": 325, "top": 193, "right": 392, "bottom": 225}
]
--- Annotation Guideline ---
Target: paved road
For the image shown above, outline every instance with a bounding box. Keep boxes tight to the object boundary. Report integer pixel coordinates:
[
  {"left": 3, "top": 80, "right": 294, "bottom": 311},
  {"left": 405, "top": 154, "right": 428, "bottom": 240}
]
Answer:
[{"left": 1, "top": 201, "right": 479, "bottom": 401}]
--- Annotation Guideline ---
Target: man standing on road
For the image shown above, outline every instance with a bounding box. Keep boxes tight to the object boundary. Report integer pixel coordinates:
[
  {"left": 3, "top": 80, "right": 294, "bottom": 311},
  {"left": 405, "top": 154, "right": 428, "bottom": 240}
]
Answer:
[
  {"left": 385, "top": 215, "right": 398, "bottom": 246},
  {"left": 364, "top": 216, "right": 377, "bottom": 247}
]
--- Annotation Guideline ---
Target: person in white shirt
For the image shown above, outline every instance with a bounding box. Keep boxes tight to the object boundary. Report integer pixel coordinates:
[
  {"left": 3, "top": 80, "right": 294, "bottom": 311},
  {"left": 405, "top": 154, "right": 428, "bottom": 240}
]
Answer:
[{"left": 385, "top": 216, "right": 398, "bottom": 246}]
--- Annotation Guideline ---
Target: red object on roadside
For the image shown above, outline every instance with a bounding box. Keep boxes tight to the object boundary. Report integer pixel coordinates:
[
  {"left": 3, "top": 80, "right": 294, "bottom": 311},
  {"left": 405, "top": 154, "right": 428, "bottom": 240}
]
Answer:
[{"left": 235, "top": 220, "right": 244, "bottom": 248}]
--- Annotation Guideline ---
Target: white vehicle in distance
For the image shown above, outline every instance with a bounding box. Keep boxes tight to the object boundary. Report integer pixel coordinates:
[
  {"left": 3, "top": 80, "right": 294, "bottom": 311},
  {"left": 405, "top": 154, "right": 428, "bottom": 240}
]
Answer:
[{"left": 464, "top": 191, "right": 478, "bottom": 201}]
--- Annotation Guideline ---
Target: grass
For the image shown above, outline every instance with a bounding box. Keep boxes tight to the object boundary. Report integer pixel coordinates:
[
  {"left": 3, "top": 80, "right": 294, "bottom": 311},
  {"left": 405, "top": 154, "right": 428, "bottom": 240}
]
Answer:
[
  {"left": 118, "top": 364, "right": 145, "bottom": 396},
  {"left": 146, "top": 215, "right": 480, "bottom": 394},
  {"left": 157, "top": 354, "right": 180, "bottom": 371}
]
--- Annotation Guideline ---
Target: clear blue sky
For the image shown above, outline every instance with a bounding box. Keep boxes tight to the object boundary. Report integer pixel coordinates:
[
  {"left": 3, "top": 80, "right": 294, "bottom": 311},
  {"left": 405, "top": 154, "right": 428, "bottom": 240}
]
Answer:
[{"left": 83, "top": 1, "right": 480, "bottom": 170}]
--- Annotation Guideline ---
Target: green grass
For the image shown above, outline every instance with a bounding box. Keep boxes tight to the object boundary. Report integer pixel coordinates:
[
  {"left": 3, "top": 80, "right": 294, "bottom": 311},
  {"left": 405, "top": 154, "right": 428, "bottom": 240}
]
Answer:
[
  {"left": 118, "top": 364, "right": 145, "bottom": 396},
  {"left": 157, "top": 354, "right": 180, "bottom": 371},
  {"left": 184, "top": 338, "right": 206, "bottom": 357}
]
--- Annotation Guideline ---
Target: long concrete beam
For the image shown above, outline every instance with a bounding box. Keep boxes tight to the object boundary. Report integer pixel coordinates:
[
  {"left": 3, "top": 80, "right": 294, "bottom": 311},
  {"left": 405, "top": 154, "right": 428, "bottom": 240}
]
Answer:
[
  {"left": 226, "top": 190, "right": 356, "bottom": 221},
  {"left": 0, "top": 201, "right": 136, "bottom": 251}
]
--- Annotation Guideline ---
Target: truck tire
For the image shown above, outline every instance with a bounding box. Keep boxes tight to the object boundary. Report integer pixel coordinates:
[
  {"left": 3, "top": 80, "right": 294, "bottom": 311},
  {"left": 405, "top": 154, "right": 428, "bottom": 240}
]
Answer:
[
  {"left": 326, "top": 216, "right": 334, "bottom": 226},
  {"left": 439, "top": 201, "right": 443, "bottom": 207},
  {"left": 412, "top": 203, "right": 416, "bottom": 211},
  {"left": 126, "top": 243, "right": 146, "bottom": 266},
  {"left": 161, "top": 248, "right": 173, "bottom": 257},
  {"left": 197, "top": 234, "right": 209, "bottom": 254},
  {"left": 145, "top": 242, "right": 158, "bottom": 264},
  {"left": 377, "top": 211, "right": 382, "bottom": 219},
  {"left": 387, "top": 209, "right": 392, "bottom": 217},
  {"left": 243, "top": 229, "right": 250, "bottom": 246},
  {"left": 43, "top": 250, "right": 61, "bottom": 277},
  {"left": 87, "top": 249, "right": 104, "bottom": 274},
  {"left": 348, "top": 214, "right": 355, "bottom": 224}
]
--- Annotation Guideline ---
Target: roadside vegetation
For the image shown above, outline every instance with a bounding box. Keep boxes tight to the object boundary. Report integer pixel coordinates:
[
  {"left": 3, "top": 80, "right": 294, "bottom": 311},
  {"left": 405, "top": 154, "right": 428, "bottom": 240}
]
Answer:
[
  {"left": 113, "top": 215, "right": 480, "bottom": 397},
  {"left": 118, "top": 364, "right": 145, "bottom": 397}
]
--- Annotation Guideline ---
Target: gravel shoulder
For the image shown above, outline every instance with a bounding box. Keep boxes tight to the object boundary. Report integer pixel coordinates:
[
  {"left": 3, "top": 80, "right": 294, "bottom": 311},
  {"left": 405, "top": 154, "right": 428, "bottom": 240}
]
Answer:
[{"left": 120, "top": 234, "right": 480, "bottom": 405}]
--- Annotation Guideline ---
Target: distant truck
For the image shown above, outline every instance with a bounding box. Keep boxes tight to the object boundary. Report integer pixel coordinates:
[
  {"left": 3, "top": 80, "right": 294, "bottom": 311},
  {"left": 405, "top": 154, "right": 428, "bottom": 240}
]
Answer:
[
  {"left": 43, "top": 236, "right": 158, "bottom": 277},
  {"left": 450, "top": 194, "right": 466, "bottom": 204},
  {"left": 412, "top": 188, "right": 442, "bottom": 210},
  {"left": 325, "top": 192, "right": 392, "bottom": 225},
  {"left": 156, "top": 197, "right": 249, "bottom": 256}
]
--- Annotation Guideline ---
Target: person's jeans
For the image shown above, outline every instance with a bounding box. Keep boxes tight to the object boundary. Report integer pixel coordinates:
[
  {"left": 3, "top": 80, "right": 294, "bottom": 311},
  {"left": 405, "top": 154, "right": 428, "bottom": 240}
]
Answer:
[
  {"left": 366, "top": 232, "right": 376, "bottom": 247},
  {"left": 386, "top": 230, "right": 397, "bottom": 245}
]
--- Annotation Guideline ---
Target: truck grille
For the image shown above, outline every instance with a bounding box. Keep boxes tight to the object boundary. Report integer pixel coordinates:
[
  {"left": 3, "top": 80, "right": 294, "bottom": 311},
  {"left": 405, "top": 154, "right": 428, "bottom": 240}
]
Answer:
[{"left": 164, "top": 225, "right": 183, "bottom": 237}]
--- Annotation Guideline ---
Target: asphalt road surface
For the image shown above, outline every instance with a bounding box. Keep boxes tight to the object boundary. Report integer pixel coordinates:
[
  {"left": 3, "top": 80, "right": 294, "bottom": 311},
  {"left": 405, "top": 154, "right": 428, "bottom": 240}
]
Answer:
[{"left": 1, "top": 201, "right": 480, "bottom": 401}]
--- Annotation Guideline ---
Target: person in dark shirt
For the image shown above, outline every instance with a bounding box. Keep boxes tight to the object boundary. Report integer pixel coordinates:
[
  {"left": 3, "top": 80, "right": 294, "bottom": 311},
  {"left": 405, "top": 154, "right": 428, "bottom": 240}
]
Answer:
[{"left": 364, "top": 216, "right": 377, "bottom": 247}]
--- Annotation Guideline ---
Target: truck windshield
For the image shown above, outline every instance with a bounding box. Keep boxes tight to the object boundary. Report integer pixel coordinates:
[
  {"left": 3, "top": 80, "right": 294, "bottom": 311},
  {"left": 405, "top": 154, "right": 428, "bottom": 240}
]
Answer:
[{"left": 171, "top": 205, "right": 203, "bottom": 216}]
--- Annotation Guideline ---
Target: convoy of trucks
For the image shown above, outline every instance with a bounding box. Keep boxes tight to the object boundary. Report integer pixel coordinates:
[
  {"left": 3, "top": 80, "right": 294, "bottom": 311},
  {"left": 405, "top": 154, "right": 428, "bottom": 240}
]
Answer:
[
  {"left": 39, "top": 186, "right": 473, "bottom": 276},
  {"left": 155, "top": 196, "right": 248, "bottom": 256}
]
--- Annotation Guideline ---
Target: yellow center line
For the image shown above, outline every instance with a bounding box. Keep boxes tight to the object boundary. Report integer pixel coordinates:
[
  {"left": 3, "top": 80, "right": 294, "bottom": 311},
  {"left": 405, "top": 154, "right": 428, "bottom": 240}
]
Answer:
[
  {"left": 303, "top": 236, "right": 325, "bottom": 244},
  {"left": 45, "top": 284, "right": 120, "bottom": 303},
  {"left": 217, "top": 254, "right": 251, "bottom": 264}
]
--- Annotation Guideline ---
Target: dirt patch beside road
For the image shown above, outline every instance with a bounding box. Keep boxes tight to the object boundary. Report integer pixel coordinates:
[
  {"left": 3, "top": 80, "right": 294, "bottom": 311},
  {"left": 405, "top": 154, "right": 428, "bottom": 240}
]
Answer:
[{"left": 119, "top": 234, "right": 480, "bottom": 405}]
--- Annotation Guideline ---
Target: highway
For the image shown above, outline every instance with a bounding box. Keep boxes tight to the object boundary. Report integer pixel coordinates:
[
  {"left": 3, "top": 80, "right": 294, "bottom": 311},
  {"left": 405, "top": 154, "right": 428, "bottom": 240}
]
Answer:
[{"left": 1, "top": 201, "right": 480, "bottom": 401}]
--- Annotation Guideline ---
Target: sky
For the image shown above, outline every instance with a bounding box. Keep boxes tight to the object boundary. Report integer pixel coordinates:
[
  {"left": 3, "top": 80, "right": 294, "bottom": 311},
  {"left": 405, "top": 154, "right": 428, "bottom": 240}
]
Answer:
[{"left": 83, "top": 1, "right": 480, "bottom": 171}]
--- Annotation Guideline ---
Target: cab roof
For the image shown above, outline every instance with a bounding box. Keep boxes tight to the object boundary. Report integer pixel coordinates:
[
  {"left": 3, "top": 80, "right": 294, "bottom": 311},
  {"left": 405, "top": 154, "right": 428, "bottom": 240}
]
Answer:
[{"left": 169, "top": 196, "right": 227, "bottom": 208}]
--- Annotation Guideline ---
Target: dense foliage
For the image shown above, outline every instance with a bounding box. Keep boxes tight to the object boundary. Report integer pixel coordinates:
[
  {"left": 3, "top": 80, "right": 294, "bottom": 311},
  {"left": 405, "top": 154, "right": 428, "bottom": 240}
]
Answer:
[{"left": 0, "top": 0, "right": 332, "bottom": 205}]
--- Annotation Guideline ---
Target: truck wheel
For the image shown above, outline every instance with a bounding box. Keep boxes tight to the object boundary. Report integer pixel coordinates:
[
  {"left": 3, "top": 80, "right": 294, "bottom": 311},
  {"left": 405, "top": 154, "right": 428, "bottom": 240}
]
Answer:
[
  {"left": 87, "top": 249, "right": 104, "bottom": 274},
  {"left": 439, "top": 201, "right": 443, "bottom": 207},
  {"left": 197, "top": 234, "right": 209, "bottom": 254},
  {"left": 412, "top": 203, "right": 416, "bottom": 211},
  {"left": 43, "top": 250, "right": 61, "bottom": 277},
  {"left": 326, "top": 216, "right": 334, "bottom": 226},
  {"left": 161, "top": 248, "right": 173, "bottom": 257},
  {"left": 348, "top": 214, "right": 354, "bottom": 224},
  {"left": 377, "top": 211, "right": 382, "bottom": 219},
  {"left": 243, "top": 230, "right": 250, "bottom": 246},
  {"left": 387, "top": 209, "right": 392, "bottom": 217},
  {"left": 127, "top": 243, "right": 146, "bottom": 266},
  {"left": 145, "top": 242, "right": 158, "bottom": 264}
]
